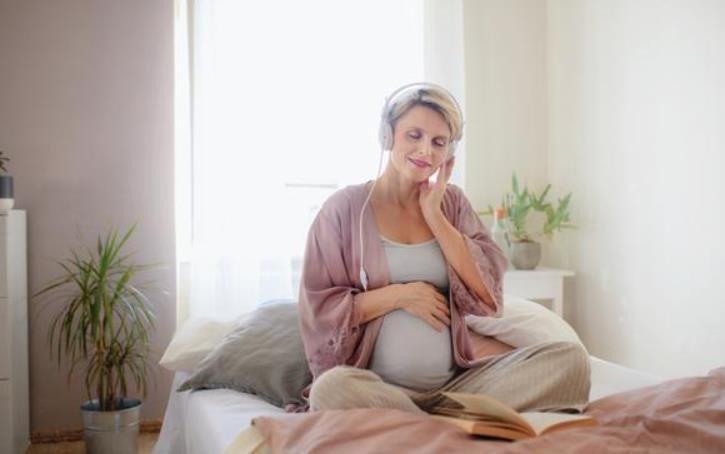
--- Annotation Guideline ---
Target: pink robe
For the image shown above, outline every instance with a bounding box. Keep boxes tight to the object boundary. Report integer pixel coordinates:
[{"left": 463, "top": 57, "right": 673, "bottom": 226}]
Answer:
[{"left": 298, "top": 182, "right": 508, "bottom": 390}]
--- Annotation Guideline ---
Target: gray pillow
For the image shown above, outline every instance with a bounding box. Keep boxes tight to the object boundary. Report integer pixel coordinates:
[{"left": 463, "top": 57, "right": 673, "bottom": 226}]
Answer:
[{"left": 177, "top": 299, "right": 312, "bottom": 408}]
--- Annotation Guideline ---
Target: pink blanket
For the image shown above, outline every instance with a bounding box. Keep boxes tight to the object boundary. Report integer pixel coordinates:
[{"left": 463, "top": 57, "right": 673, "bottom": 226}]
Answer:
[{"left": 252, "top": 367, "right": 725, "bottom": 453}]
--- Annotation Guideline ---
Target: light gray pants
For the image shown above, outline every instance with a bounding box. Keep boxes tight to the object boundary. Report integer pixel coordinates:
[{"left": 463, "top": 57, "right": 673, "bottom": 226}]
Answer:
[{"left": 309, "top": 341, "right": 591, "bottom": 414}]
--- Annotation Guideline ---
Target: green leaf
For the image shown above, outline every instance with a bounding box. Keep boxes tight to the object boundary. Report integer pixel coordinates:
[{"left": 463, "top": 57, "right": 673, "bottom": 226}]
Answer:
[
  {"left": 498, "top": 172, "right": 574, "bottom": 241},
  {"left": 32, "top": 224, "right": 157, "bottom": 406}
]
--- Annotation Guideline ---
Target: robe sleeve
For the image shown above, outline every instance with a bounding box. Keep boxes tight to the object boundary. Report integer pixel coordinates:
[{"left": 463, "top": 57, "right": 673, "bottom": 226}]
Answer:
[
  {"left": 298, "top": 207, "right": 365, "bottom": 379},
  {"left": 448, "top": 189, "right": 508, "bottom": 318}
]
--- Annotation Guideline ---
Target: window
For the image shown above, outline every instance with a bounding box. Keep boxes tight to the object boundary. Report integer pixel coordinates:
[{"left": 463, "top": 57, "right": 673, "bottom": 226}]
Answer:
[{"left": 175, "top": 0, "right": 464, "bottom": 321}]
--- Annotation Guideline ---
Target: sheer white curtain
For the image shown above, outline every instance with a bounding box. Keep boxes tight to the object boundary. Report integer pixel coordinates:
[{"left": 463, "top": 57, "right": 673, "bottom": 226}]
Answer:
[{"left": 175, "top": 0, "right": 464, "bottom": 321}]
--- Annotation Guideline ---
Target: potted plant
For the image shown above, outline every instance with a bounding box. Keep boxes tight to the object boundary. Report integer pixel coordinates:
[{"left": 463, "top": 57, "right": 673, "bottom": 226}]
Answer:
[
  {"left": 480, "top": 173, "right": 574, "bottom": 269},
  {"left": 0, "top": 149, "right": 13, "bottom": 214},
  {"left": 34, "top": 226, "right": 156, "bottom": 454}
]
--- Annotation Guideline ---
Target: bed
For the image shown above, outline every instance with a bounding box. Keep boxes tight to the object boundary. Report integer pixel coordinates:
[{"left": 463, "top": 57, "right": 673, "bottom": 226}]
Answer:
[
  {"left": 153, "top": 294, "right": 725, "bottom": 453},
  {"left": 152, "top": 355, "right": 664, "bottom": 454}
]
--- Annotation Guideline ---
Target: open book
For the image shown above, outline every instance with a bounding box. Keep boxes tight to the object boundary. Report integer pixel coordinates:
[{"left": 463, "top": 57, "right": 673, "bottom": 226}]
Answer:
[{"left": 431, "top": 392, "right": 597, "bottom": 441}]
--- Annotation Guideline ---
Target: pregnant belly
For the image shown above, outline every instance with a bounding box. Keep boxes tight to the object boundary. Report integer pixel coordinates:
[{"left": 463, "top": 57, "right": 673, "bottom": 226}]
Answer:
[{"left": 368, "top": 309, "right": 456, "bottom": 391}]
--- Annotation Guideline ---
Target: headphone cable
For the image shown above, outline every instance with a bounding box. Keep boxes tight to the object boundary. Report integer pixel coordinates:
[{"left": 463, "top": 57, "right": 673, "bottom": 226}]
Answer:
[{"left": 358, "top": 146, "right": 386, "bottom": 291}]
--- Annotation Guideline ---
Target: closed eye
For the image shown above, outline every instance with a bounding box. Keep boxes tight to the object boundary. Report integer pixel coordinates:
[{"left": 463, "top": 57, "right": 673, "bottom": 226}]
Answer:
[{"left": 406, "top": 129, "right": 449, "bottom": 148}]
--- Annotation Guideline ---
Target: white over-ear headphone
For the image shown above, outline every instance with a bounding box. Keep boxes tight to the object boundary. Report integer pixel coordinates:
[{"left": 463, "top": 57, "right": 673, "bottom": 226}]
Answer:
[{"left": 359, "top": 82, "right": 464, "bottom": 291}]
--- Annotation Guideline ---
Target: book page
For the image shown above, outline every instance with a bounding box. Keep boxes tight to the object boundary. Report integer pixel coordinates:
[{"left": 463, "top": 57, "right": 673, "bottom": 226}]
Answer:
[
  {"left": 520, "top": 412, "right": 597, "bottom": 435},
  {"left": 431, "top": 415, "right": 529, "bottom": 441},
  {"left": 441, "top": 392, "right": 534, "bottom": 434},
  {"left": 433, "top": 408, "right": 526, "bottom": 431}
]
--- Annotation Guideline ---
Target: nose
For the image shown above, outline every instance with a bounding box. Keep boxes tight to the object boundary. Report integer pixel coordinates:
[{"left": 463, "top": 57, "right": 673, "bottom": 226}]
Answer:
[{"left": 416, "top": 135, "right": 434, "bottom": 157}]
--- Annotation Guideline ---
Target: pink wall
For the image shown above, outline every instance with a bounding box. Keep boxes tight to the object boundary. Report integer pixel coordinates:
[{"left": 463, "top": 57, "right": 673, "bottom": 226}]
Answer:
[{"left": 0, "top": 1, "right": 175, "bottom": 432}]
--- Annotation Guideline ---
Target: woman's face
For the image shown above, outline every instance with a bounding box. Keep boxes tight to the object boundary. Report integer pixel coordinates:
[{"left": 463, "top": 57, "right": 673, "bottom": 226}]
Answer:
[{"left": 389, "top": 104, "right": 452, "bottom": 184}]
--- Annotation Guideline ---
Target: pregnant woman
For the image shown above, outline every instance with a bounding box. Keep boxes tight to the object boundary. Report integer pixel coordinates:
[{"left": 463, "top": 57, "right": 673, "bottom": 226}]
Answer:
[{"left": 297, "top": 82, "right": 590, "bottom": 414}]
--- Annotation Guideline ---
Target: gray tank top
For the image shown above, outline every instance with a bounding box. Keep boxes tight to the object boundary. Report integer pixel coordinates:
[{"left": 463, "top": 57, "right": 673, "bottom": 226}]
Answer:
[{"left": 368, "top": 234, "right": 456, "bottom": 391}]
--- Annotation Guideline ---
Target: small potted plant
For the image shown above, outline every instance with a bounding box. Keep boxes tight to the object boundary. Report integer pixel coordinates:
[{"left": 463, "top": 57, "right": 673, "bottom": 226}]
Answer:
[
  {"left": 34, "top": 226, "right": 156, "bottom": 454},
  {"left": 0, "top": 149, "right": 13, "bottom": 214},
  {"left": 481, "top": 173, "right": 574, "bottom": 269}
]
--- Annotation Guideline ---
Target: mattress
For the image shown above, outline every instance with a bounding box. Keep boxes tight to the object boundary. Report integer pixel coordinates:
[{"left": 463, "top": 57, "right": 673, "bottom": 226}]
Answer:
[
  {"left": 588, "top": 356, "right": 662, "bottom": 401},
  {"left": 153, "top": 356, "right": 663, "bottom": 454}
]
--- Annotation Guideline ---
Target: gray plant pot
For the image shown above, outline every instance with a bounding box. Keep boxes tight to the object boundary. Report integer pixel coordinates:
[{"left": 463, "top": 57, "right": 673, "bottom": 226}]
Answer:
[
  {"left": 0, "top": 175, "right": 13, "bottom": 198},
  {"left": 510, "top": 241, "right": 541, "bottom": 270},
  {"left": 81, "top": 399, "right": 142, "bottom": 454},
  {"left": 0, "top": 175, "right": 13, "bottom": 214}
]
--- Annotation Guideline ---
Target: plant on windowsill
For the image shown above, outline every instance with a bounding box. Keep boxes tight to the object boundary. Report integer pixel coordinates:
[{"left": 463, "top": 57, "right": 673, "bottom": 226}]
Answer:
[
  {"left": 479, "top": 173, "right": 574, "bottom": 269},
  {"left": 33, "top": 225, "right": 156, "bottom": 454},
  {"left": 0, "top": 149, "right": 14, "bottom": 214}
]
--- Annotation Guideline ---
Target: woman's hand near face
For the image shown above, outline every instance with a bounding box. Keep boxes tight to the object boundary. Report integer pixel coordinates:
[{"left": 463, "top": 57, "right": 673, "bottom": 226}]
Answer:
[
  {"left": 394, "top": 281, "right": 451, "bottom": 332},
  {"left": 419, "top": 157, "right": 455, "bottom": 221}
]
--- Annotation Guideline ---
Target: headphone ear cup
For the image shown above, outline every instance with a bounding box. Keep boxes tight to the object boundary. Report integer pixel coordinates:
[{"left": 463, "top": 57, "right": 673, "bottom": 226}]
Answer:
[{"left": 379, "top": 121, "right": 393, "bottom": 151}]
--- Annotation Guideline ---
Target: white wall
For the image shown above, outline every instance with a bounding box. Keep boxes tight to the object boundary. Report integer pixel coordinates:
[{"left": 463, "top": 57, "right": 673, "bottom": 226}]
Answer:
[
  {"left": 463, "top": 0, "right": 549, "bottom": 213},
  {"left": 0, "top": 1, "right": 175, "bottom": 432},
  {"left": 425, "top": 0, "right": 467, "bottom": 186},
  {"left": 464, "top": 0, "right": 725, "bottom": 379},
  {"left": 547, "top": 0, "right": 725, "bottom": 378}
]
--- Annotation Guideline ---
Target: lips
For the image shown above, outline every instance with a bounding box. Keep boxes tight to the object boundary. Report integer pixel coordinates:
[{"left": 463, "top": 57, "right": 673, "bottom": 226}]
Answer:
[{"left": 408, "top": 158, "right": 431, "bottom": 168}]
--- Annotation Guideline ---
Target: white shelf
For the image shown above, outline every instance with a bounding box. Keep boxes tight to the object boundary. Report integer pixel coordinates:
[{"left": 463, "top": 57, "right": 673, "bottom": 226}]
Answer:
[
  {"left": 504, "top": 267, "right": 575, "bottom": 317},
  {"left": 0, "top": 210, "right": 29, "bottom": 454}
]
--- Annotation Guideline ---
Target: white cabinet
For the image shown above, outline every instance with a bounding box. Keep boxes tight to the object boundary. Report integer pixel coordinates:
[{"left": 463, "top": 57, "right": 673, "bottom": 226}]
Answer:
[
  {"left": 0, "top": 303, "right": 8, "bottom": 379},
  {"left": 0, "top": 210, "right": 29, "bottom": 454},
  {"left": 0, "top": 380, "right": 11, "bottom": 452}
]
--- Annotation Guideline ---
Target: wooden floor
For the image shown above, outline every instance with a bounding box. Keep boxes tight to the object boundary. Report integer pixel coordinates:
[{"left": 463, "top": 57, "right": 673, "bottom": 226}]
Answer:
[{"left": 26, "top": 433, "right": 158, "bottom": 454}]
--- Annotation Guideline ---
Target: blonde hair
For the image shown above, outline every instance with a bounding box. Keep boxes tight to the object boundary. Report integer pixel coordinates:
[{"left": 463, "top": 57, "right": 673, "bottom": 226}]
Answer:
[{"left": 384, "top": 84, "right": 464, "bottom": 145}]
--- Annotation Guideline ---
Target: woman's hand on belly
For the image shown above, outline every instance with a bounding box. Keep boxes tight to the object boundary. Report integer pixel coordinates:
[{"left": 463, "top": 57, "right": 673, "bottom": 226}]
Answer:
[{"left": 393, "top": 282, "right": 451, "bottom": 332}]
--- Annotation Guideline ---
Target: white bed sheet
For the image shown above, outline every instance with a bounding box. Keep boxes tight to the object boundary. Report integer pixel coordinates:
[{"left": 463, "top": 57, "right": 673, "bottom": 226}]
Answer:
[
  {"left": 588, "top": 355, "right": 661, "bottom": 400},
  {"left": 152, "top": 373, "right": 283, "bottom": 454},
  {"left": 153, "top": 356, "right": 663, "bottom": 454}
]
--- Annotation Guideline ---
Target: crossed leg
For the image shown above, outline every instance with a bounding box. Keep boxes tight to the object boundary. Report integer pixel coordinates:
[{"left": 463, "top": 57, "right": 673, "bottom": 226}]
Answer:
[{"left": 309, "top": 341, "right": 591, "bottom": 414}]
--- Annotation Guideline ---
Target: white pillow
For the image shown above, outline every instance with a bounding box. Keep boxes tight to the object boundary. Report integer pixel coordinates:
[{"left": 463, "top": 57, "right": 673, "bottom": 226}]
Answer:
[
  {"left": 466, "top": 294, "right": 585, "bottom": 350},
  {"left": 159, "top": 317, "right": 240, "bottom": 372}
]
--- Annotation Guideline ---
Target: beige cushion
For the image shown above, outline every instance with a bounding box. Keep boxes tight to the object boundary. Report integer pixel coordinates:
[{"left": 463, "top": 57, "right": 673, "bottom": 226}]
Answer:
[
  {"left": 159, "top": 317, "right": 239, "bottom": 372},
  {"left": 466, "top": 294, "right": 585, "bottom": 350}
]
